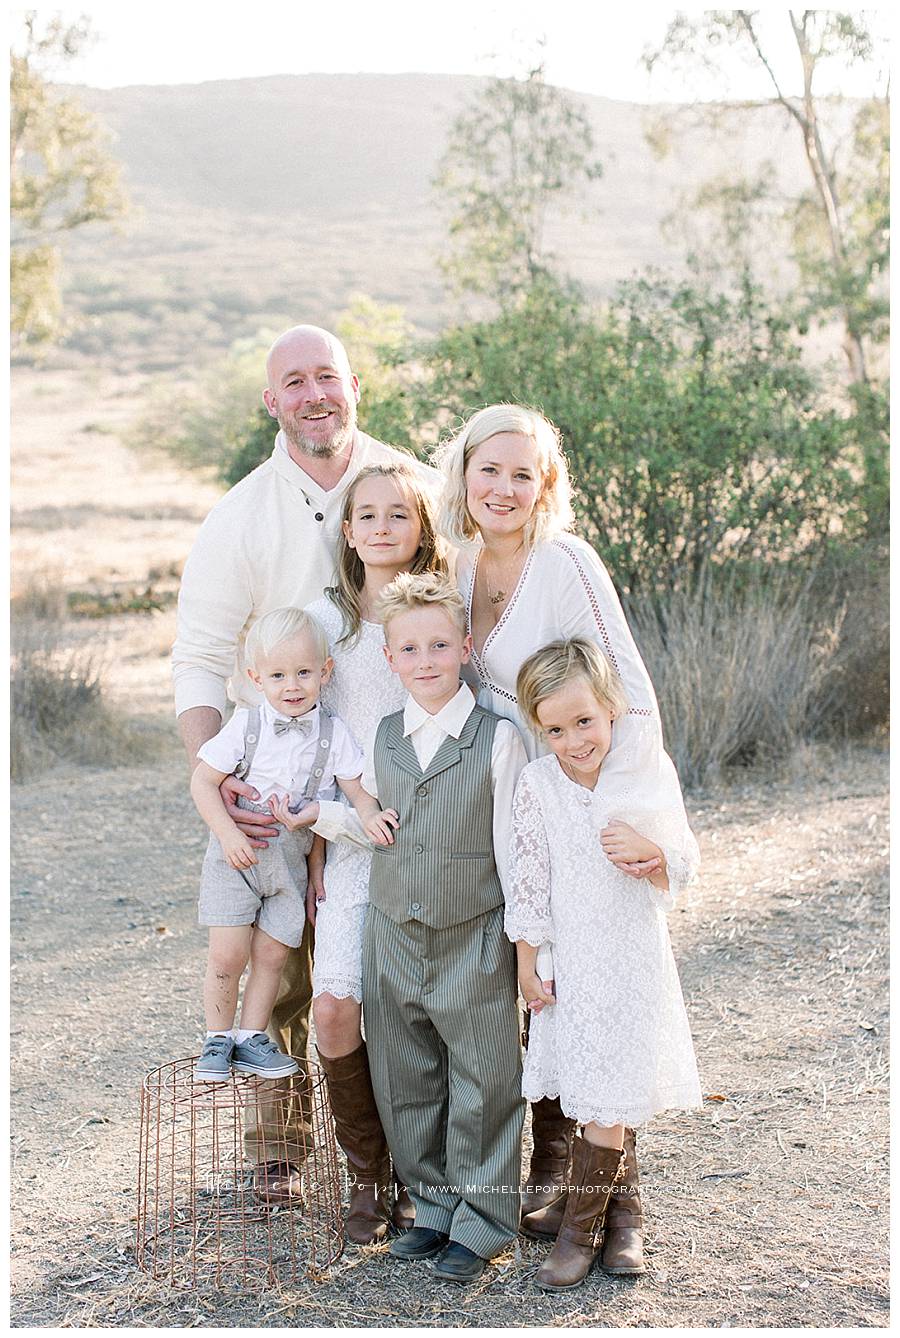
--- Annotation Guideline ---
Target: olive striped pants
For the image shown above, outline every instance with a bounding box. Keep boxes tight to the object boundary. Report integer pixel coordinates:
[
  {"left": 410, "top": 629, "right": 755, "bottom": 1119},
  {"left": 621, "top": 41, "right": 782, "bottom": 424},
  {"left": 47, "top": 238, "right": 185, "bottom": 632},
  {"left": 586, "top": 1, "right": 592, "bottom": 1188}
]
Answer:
[{"left": 362, "top": 903, "right": 524, "bottom": 1258}]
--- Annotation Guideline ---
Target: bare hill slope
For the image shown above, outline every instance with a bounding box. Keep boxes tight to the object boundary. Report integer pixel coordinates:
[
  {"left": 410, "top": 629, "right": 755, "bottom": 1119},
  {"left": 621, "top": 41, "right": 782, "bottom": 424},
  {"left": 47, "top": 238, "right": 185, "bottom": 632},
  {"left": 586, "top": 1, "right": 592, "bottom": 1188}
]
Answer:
[{"left": 53, "top": 73, "right": 853, "bottom": 368}]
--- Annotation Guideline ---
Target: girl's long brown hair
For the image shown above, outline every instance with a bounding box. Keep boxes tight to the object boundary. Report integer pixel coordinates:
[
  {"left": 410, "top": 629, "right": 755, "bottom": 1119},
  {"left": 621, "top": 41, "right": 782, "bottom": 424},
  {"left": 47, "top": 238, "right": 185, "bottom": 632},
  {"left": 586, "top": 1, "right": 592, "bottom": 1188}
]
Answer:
[{"left": 325, "top": 462, "right": 448, "bottom": 646}]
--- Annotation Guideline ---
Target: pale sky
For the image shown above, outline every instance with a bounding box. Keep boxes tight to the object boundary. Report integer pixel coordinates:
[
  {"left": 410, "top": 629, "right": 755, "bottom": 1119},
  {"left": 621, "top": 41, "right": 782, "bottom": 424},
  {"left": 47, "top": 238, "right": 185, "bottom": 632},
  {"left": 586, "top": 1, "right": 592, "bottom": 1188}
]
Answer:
[{"left": 12, "top": 2, "right": 892, "bottom": 102}]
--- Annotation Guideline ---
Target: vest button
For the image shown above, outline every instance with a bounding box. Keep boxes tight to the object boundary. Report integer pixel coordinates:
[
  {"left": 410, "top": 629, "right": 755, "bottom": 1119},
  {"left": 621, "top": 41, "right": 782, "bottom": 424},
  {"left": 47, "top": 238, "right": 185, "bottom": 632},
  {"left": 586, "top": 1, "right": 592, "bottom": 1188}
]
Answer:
[
  {"left": 416, "top": 786, "right": 428, "bottom": 797},
  {"left": 411, "top": 902, "right": 421, "bottom": 912},
  {"left": 414, "top": 844, "right": 424, "bottom": 855}
]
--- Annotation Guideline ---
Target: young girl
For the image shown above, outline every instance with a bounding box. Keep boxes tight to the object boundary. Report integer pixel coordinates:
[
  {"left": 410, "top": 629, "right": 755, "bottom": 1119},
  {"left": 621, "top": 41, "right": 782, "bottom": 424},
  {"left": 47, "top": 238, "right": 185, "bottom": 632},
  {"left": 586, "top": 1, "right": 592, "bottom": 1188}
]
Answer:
[
  {"left": 506, "top": 638, "right": 702, "bottom": 1292},
  {"left": 302, "top": 462, "right": 448, "bottom": 1245}
]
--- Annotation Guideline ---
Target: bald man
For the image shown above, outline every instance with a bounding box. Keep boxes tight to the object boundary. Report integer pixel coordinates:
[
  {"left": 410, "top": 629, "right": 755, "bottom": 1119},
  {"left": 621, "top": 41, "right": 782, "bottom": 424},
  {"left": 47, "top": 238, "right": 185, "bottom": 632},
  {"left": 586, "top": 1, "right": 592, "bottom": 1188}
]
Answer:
[{"left": 173, "top": 325, "right": 437, "bottom": 1219}]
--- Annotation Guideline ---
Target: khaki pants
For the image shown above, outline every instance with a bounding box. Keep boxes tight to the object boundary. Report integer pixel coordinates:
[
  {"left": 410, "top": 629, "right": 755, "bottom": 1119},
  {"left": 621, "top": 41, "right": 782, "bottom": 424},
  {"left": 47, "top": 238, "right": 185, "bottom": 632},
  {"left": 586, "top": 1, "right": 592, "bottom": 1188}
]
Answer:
[{"left": 243, "top": 915, "right": 315, "bottom": 1165}]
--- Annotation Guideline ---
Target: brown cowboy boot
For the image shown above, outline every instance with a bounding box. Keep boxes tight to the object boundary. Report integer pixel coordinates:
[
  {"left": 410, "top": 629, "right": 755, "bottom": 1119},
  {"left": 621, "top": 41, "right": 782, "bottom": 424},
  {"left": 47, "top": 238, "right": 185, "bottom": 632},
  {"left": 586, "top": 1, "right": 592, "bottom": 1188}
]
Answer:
[
  {"left": 601, "top": 1126, "right": 645, "bottom": 1274},
  {"left": 521, "top": 1096, "right": 576, "bottom": 1222},
  {"left": 317, "top": 1042, "right": 392, "bottom": 1245},
  {"left": 535, "top": 1135, "right": 625, "bottom": 1292},
  {"left": 392, "top": 1175, "right": 415, "bottom": 1233}
]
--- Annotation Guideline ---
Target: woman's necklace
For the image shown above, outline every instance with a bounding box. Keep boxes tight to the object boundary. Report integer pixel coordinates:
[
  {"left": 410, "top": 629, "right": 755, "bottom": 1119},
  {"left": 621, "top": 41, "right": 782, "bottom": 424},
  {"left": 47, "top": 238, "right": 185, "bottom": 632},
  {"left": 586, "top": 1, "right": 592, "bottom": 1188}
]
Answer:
[{"left": 482, "top": 546, "right": 525, "bottom": 609}]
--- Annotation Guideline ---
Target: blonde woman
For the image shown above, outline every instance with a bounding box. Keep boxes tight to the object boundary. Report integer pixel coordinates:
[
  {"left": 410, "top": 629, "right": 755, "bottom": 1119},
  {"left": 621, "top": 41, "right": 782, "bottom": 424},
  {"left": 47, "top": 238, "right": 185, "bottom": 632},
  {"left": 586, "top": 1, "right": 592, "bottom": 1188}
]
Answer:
[
  {"left": 303, "top": 462, "right": 448, "bottom": 1244},
  {"left": 435, "top": 403, "right": 665, "bottom": 1271}
]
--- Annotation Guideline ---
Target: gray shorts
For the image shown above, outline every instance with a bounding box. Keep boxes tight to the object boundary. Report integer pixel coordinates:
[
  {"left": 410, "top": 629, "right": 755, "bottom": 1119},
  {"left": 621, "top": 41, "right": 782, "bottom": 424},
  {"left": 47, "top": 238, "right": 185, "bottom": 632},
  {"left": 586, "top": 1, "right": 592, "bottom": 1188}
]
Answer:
[{"left": 198, "top": 799, "right": 313, "bottom": 948}]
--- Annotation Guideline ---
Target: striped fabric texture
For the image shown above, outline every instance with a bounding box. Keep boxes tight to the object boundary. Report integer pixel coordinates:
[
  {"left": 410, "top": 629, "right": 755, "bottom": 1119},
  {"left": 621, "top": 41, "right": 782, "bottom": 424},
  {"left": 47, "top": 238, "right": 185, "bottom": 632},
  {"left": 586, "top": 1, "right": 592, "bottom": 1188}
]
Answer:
[{"left": 363, "top": 703, "right": 524, "bottom": 1256}]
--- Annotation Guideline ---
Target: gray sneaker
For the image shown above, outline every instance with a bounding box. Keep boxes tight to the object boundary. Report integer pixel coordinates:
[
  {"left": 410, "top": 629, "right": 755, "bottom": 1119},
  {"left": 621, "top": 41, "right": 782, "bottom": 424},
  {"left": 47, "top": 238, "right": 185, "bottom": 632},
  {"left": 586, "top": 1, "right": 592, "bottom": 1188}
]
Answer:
[
  {"left": 232, "top": 1033, "right": 299, "bottom": 1078},
  {"left": 195, "top": 1033, "right": 235, "bottom": 1082}
]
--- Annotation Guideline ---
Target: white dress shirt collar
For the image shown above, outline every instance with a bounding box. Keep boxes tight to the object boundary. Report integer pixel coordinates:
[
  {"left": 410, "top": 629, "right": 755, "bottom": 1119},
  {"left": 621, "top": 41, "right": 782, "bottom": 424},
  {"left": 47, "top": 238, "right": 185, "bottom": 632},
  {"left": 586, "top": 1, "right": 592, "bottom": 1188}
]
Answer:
[
  {"left": 403, "top": 682, "right": 476, "bottom": 740},
  {"left": 260, "top": 698, "right": 321, "bottom": 731}
]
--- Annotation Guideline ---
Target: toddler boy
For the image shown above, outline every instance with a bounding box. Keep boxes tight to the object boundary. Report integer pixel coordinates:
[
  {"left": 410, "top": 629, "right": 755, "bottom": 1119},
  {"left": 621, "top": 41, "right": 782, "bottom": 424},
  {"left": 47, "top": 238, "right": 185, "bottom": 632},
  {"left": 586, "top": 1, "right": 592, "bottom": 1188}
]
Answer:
[{"left": 190, "top": 607, "right": 385, "bottom": 1081}]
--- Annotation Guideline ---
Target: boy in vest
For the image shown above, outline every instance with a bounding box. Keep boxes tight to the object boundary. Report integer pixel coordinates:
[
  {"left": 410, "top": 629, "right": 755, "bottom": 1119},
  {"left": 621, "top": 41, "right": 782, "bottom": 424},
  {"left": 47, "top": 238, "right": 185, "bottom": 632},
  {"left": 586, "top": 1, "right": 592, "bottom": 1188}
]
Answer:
[
  {"left": 190, "top": 607, "right": 392, "bottom": 1089},
  {"left": 358, "top": 573, "right": 528, "bottom": 1283}
]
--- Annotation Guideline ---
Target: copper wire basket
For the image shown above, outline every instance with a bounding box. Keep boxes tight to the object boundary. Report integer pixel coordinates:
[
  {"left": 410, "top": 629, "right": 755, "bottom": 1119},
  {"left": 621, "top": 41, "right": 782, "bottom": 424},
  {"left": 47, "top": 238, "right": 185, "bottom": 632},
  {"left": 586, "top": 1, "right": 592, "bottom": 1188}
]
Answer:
[{"left": 136, "top": 1056, "right": 343, "bottom": 1289}]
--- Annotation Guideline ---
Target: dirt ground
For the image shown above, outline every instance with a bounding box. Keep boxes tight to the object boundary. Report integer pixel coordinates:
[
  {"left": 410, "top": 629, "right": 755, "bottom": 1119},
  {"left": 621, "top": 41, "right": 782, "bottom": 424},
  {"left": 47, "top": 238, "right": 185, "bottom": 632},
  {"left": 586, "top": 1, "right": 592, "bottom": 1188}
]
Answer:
[{"left": 9, "top": 369, "right": 890, "bottom": 1328}]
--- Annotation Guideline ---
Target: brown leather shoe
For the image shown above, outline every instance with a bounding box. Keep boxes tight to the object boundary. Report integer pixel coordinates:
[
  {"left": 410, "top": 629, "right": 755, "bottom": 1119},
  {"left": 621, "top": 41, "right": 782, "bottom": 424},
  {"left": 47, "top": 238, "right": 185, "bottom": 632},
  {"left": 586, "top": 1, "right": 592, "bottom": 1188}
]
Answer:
[
  {"left": 318, "top": 1043, "right": 392, "bottom": 1245},
  {"left": 601, "top": 1127, "right": 645, "bottom": 1274},
  {"left": 521, "top": 1095, "right": 576, "bottom": 1219},
  {"left": 253, "top": 1160, "right": 304, "bottom": 1204},
  {"left": 392, "top": 1177, "right": 416, "bottom": 1233},
  {"left": 535, "top": 1137, "right": 625, "bottom": 1292}
]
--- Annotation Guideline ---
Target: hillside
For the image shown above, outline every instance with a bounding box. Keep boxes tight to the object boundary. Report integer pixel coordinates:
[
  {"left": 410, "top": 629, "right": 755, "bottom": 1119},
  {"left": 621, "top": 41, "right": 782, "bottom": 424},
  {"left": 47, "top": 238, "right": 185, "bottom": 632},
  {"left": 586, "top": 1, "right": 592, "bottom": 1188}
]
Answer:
[{"left": 46, "top": 73, "right": 853, "bottom": 369}]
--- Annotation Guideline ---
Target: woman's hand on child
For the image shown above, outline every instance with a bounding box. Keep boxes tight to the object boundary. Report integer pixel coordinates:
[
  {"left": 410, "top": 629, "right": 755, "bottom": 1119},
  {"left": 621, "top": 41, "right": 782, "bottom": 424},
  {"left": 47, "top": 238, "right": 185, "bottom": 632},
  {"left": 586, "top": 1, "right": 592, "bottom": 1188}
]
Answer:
[
  {"left": 601, "top": 819, "right": 663, "bottom": 880},
  {"left": 269, "top": 796, "right": 319, "bottom": 831},
  {"left": 520, "top": 971, "right": 556, "bottom": 1013},
  {"left": 363, "top": 808, "right": 400, "bottom": 846},
  {"left": 222, "top": 828, "right": 259, "bottom": 871}
]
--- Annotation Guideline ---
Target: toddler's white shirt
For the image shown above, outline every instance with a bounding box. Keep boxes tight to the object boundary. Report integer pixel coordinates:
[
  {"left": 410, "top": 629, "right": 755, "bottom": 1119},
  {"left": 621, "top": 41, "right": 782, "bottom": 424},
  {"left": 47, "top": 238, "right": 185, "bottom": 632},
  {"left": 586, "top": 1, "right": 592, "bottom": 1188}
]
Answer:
[{"left": 197, "top": 700, "right": 364, "bottom": 804}]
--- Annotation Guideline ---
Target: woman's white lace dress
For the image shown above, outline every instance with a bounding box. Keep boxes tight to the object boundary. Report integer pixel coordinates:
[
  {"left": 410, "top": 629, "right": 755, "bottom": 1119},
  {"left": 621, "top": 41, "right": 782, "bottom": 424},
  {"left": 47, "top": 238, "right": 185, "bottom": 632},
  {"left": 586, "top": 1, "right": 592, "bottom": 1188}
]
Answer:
[
  {"left": 305, "top": 597, "right": 407, "bottom": 1001},
  {"left": 456, "top": 533, "right": 662, "bottom": 767},
  {"left": 506, "top": 753, "right": 703, "bottom": 1128}
]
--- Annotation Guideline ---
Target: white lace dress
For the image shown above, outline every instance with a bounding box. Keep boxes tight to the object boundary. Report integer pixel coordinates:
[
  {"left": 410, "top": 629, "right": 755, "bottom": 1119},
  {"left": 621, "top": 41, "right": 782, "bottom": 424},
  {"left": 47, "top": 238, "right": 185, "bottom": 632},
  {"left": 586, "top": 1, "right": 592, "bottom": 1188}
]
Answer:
[
  {"left": 456, "top": 533, "right": 662, "bottom": 767},
  {"left": 305, "top": 597, "right": 407, "bottom": 1001},
  {"left": 506, "top": 753, "right": 703, "bottom": 1128}
]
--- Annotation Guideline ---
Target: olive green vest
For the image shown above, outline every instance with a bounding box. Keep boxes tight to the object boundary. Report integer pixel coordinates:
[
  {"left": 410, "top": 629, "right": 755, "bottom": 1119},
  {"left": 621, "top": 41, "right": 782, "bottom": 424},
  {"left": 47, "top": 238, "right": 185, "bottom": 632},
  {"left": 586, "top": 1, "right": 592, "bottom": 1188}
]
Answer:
[{"left": 368, "top": 702, "right": 502, "bottom": 928}]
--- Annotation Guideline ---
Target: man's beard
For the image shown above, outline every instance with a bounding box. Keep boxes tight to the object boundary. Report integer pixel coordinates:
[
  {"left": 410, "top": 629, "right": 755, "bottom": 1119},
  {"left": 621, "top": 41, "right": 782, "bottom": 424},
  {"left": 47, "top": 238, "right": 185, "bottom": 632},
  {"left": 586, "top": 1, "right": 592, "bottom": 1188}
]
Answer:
[{"left": 279, "top": 401, "right": 355, "bottom": 458}]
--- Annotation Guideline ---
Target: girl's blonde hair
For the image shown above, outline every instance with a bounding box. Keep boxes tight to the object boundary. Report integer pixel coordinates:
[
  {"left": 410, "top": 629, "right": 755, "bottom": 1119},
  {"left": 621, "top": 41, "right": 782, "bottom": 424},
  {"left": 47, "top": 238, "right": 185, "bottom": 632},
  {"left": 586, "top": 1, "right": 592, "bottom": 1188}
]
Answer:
[
  {"left": 517, "top": 637, "right": 629, "bottom": 731},
  {"left": 434, "top": 403, "right": 575, "bottom": 549},
  {"left": 325, "top": 462, "right": 448, "bottom": 646},
  {"left": 244, "top": 607, "right": 329, "bottom": 669},
  {"left": 375, "top": 571, "right": 467, "bottom": 639}
]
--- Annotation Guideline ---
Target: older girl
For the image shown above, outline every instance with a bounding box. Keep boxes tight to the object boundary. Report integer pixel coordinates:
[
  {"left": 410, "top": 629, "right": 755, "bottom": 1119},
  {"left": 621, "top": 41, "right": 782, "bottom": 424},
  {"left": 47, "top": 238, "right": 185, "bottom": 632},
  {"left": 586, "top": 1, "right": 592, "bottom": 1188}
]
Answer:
[{"left": 304, "top": 462, "right": 448, "bottom": 1244}]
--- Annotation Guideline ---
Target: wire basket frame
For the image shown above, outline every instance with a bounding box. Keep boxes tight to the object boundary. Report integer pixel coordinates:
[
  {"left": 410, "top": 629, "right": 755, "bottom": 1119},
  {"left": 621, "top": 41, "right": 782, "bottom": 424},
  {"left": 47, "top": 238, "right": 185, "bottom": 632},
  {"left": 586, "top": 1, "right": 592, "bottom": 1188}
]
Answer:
[{"left": 136, "top": 1056, "right": 343, "bottom": 1290}]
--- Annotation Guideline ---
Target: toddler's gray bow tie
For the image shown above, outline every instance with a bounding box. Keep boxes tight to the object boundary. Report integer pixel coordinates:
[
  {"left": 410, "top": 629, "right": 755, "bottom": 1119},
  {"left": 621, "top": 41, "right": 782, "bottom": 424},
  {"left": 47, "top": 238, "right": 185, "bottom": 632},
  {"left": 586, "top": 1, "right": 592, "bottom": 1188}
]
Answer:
[{"left": 273, "top": 715, "right": 313, "bottom": 737}]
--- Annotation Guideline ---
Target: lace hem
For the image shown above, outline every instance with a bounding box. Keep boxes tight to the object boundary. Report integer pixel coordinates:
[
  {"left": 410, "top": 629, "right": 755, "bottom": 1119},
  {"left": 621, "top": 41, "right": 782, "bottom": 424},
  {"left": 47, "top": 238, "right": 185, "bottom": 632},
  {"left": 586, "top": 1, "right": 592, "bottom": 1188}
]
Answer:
[
  {"left": 312, "top": 979, "right": 363, "bottom": 1003},
  {"left": 504, "top": 920, "right": 553, "bottom": 949},
  {"left": 522, "top": 1081, "right": 704, "bottom": 1127}
]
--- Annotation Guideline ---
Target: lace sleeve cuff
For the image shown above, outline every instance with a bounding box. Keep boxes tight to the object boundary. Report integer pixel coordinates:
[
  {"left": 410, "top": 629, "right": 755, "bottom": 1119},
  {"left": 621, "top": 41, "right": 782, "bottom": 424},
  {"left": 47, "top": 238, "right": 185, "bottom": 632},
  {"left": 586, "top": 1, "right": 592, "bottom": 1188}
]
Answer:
[
  {"left": 503, "top": 908, "right": 555, "bottom": 947},
  {"left": 651, "top": 844, "right": 697, "bottom": 912}
]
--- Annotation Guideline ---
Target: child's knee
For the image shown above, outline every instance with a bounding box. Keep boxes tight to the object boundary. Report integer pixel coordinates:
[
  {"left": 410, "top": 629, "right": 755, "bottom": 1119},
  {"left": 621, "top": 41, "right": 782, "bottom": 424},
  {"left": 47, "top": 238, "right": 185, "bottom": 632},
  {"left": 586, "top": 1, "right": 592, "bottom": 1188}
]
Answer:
[
  {"left": 207, "top": 937, "right": 250, "bottom": 977},
  {"left": 313, "top": 993, "right": 358, "bottom": 1036},
  {"left": 251, "top": 930, "right": 290, "bottom": 970}
]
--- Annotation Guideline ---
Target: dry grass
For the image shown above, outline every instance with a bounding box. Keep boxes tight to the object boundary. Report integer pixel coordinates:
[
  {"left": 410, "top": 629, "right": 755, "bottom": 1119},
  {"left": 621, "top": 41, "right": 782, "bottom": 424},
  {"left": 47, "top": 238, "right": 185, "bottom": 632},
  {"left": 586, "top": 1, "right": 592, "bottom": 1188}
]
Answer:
[
  {"left": 807, "top": 545, "right": 890, "bottom": 737},
  {"left": 9, "top": 742, "right": 888, "bottom": 1328},
  {"left": 10, "top": 584, "right": 166, "bottom": 781},
  {"left": 627, "top": 575, "right": 851, "bottom": 789}
]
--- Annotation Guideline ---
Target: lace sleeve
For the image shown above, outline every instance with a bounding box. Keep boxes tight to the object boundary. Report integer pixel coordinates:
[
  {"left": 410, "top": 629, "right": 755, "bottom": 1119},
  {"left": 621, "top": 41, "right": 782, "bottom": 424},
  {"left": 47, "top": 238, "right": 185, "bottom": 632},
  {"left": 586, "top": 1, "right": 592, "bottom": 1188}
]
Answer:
[
  {"left": 505, "top": 768, "right": 555, "bottom": 946},
  {"left": 632, "top": 776, "right": 701, "bottom": 913}
]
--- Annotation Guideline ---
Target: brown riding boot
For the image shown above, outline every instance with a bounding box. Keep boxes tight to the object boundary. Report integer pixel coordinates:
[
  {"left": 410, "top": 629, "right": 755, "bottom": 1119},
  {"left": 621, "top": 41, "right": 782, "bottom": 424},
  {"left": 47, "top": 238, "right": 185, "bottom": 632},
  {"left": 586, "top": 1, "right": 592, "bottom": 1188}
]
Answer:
[
  {"left": 317, "top": 1042, "right": 392, "bottom": 1245},
  {"left": 392, "top": 1176, "right": 415, "bottom": 1232},
  {"left": 535, "top": 1136, "right": 625, "bottom": 1292},
  {"left": 521, "top": 1096, "right": 576, "bottom": 1226},
  {"left": 601, "top": 1126, "right": 645, "bottom": 1274}
]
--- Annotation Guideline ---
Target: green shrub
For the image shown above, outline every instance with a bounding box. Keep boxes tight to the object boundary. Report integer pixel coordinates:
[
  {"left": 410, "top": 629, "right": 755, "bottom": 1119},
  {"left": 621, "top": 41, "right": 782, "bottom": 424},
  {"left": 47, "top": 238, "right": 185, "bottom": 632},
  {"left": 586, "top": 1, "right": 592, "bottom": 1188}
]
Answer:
[{"left": 426, "top": 273, "right": 860, "bottom": 593}]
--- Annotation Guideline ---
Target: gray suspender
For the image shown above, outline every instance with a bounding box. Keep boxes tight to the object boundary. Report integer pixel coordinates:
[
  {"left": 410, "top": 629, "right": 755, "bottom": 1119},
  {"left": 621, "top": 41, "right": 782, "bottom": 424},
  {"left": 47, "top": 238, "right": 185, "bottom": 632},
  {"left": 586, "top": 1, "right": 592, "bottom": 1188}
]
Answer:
[
  {"left": 232, "top": 704, "right": 337, "bottom": 813},
  {"left": 233, "top": 705, "right": 262, "bottom": 781},
  {"left": 288, "top": 709, "right": 335, "bottom": 813}
]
